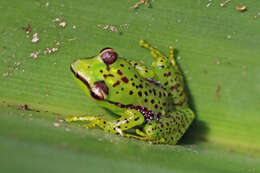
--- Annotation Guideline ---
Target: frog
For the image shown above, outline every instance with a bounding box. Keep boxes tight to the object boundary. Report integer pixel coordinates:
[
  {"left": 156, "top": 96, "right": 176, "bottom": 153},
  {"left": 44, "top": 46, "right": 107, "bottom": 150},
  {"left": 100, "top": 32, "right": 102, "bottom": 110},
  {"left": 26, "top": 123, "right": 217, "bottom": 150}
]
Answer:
[{"left": 66, "top": 40, "right": 195, "bottom": 144}]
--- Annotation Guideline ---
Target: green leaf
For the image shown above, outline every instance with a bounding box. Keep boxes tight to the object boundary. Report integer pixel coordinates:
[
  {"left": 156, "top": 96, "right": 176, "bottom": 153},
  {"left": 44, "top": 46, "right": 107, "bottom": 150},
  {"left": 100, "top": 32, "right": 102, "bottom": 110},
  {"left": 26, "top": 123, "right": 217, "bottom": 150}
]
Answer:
[{"left": 0, "top": 0, "right": 259, "bottom": 172}]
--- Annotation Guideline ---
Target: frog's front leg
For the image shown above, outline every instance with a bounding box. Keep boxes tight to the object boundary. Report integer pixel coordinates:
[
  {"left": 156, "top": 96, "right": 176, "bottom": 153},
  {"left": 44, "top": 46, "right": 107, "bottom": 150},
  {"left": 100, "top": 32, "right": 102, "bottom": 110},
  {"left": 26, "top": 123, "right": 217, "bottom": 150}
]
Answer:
[{"left": 66, "top": 109, "right": 145, "bottom": 135}]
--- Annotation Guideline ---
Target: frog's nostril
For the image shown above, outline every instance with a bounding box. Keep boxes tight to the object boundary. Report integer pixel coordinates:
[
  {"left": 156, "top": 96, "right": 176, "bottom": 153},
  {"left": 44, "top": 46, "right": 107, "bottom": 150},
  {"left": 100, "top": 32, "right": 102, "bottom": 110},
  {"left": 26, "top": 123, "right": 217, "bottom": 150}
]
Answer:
[{"left": 100, "top": 49, "right": 118, "bottom": 66}]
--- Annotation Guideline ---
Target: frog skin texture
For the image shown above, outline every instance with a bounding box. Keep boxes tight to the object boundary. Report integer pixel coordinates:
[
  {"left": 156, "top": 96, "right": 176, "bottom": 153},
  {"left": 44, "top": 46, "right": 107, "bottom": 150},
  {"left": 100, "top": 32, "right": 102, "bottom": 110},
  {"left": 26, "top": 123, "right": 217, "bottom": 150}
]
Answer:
[{"left": 66, "top": 40, "right": 195, "bottom": 144}]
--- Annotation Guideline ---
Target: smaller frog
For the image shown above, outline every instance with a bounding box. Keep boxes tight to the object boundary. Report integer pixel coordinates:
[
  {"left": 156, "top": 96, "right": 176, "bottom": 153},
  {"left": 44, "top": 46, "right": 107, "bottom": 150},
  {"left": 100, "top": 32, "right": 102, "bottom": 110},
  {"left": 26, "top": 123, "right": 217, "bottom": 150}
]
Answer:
[{"left": 66, "top": 40, "right": 195, "bottom": 144}]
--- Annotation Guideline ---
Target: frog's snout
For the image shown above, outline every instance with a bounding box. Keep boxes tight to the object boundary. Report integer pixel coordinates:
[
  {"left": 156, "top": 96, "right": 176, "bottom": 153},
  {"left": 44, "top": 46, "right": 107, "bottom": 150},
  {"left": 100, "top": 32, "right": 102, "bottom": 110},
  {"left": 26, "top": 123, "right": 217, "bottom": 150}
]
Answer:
[
  {"left": 70, "top": 62, "right": 91, "bottom": 90},
  {"left": 70, "top": 63, "right": 77, "bottom": 77},
  {"left": 100, "top": 48, "right": 118, "bottom": 66}
]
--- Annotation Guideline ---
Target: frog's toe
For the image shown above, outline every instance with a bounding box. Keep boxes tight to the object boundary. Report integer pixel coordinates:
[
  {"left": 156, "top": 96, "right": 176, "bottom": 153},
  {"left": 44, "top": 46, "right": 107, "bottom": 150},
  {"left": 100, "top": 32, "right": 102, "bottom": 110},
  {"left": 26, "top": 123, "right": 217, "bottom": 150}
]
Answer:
[
  {"left": 87, "top": 121, "right": 97, "bottom": 128},
  {"left": 139, "top": 40, "right": 146, "bottom": 46},
  {"left": 136, "top": 129, "right": 147, "bottom": 137},
  {"left": 123, "top": 133, "right": 148, "bottom": 141},
  {"left": 65, "top": 117, "right": 77, "bottom": 122}
]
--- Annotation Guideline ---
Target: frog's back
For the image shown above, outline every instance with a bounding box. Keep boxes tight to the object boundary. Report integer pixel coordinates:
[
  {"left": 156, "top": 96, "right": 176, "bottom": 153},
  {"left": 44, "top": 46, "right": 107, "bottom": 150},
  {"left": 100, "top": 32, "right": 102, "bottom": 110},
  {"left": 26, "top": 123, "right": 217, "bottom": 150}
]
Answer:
[{"left": 103, "top": 58, "right": 170, "bottom": 116}]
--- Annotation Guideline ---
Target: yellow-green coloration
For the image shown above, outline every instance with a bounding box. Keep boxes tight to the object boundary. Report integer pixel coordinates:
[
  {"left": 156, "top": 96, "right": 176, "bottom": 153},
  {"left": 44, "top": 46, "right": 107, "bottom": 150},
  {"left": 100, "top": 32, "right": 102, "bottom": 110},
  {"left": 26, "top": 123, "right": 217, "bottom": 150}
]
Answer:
[{"left": 66, "top": 40, "right": 195, "bottom": 144}]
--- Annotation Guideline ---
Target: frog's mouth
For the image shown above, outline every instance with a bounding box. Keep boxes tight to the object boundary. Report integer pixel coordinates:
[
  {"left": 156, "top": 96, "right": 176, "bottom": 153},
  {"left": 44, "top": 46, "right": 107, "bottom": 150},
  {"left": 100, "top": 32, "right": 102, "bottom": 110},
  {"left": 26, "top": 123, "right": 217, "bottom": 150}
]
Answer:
[{"left": 70, "top": 64, "right": 108, "bottom": 100}]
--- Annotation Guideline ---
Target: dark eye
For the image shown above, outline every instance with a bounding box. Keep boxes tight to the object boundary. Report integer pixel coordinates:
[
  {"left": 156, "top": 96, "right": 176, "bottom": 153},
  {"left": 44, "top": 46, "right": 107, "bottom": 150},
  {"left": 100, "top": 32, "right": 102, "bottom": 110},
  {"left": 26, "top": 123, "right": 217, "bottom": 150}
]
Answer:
[
  {"left": 100, "top": 49, "right": 118, "bottom": 66},
  {"left": 99, "top": 47, "right": 112, "bottom": 53}
]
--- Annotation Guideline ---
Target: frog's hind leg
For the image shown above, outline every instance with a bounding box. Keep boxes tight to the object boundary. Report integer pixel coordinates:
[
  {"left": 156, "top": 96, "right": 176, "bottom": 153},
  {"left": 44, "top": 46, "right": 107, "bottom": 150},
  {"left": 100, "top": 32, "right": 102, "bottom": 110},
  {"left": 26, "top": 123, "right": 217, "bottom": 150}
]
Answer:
[
  {"left": 139, "top": 40, "right": 167, "bottom": 59},
  {"left": 141, "top": 108, "right": 195, "bottom": 144},
  {"left": 140, "top": 40, "right": 188, "bottom": 109},
  {"left": 66, "top": 109, "right": 145, "bottom": 135}
]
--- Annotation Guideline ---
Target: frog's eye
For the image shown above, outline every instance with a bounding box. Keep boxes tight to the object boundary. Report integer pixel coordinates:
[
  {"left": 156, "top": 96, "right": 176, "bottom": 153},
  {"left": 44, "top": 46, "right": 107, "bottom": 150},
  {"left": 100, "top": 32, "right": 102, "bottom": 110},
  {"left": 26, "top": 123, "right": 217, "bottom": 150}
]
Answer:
[
  {"left": 100, "top": 48, "right": 118, "bottom": 66},
  {"left": 99, "top": 47, "right": 112, "bottom": 53},
  {"left": 90, "top": 81, "right": 109, "bottom": 100}
]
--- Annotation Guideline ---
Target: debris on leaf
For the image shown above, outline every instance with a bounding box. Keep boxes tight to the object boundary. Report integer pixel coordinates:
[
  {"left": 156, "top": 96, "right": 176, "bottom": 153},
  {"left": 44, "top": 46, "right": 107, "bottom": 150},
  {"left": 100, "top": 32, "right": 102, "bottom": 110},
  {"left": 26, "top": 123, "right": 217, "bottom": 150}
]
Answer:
[
  {"left": 14, "top": 62, "right": 22, "bottom": 67},
  {"left": 131, "top": 0, "right": 149, "bottom": 9},
  {"left": 43, "top": 47, "right": 58, "bottom": 55},
  {"left": 59, "top": 21, "right": 66, "bottom": 27},
  {"left": 119, "top": 24, "right": 129, "bottom": 30},
  {"left": 220, "top": 0, "right": 231, "bottom": 7},
  {"left": 103, "top": 24, "right": 109, "bottom": 30},
  {"left": 45, "top": 2, "right": 50, "bottom": 8},
  {"left": 56, "top": 41, "right": 61, "bottom": 46},
  {"left": 2, "top": 72, "right": 9, "bottom": 77},
  {"left": 109, "top": 25, "right": 118, "bottom": 32},
  {"left": 22, "top": 24, "right": 31, "bottom": 36},
  {"left": 30, "top": 51, "right": 40, "bottom": 59},
  {"left": 254, "top": 13, "right": 260, "bottom": 19},
  {"left": 206, "top": 1, "right": 212, "bottom": 8},
  {"left": 216, "top": 85, "right": 221, "bottom": 99},
  {"left": 53, "top": 18, "right": 61, "bottom": 22},
  {"left": 53, "top": 18, "right": 67, "bottom": 28},
  {"left": 31, "top": 33, "right": 39, "bottom": 43},
  {"left": 98, "top": 24, "right": 129, "bottom": 33},
  {"left": 65, "top": 128, "right": 70, "bottom": 132},
  {"left": 18, "top": 104, "right": 29, "bottom": 110},
  {"left": 56, "top": 118, "right": 65, "bottom": 122},
  {"left": 53, "top": 122, "right": 61, "bottom": 127},
  {"left": 236, "top": 6, "right": 247, "bottom": 12},
  {"left": 242, "top": 71, "right": 247, "bottom": 76}
]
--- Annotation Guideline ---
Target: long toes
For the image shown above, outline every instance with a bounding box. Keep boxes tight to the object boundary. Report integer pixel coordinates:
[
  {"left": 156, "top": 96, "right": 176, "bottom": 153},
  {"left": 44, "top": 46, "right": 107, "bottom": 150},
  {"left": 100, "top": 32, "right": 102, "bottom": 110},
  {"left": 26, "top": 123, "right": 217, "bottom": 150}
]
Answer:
[
  {"left": 87, "top": 122, "right": 97, "bottom": 128},
  {"left": 65, "top": 117, "right": 74, "bottom": 122}
]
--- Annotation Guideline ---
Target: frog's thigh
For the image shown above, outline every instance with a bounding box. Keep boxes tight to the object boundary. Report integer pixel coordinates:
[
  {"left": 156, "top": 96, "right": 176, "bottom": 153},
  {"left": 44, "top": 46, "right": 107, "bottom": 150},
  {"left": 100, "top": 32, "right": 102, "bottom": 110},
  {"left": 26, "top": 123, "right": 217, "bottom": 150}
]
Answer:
[
  {"left": 128, "top": 60, "right": 154, "bottom": 78},
  {"left": 103, "top": 109, "right": 145, "bottom": 134},
  {"left": 143, "top": 108, "right": 195, "bottom": 144}
]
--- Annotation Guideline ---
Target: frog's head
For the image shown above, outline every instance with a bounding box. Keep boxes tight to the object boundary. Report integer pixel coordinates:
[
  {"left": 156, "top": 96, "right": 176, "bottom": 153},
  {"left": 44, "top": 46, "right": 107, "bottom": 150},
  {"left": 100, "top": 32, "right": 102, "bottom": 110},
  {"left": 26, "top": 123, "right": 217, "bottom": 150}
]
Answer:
[{"left": 70, "top": 48, "right": 118, "bottom": 101}]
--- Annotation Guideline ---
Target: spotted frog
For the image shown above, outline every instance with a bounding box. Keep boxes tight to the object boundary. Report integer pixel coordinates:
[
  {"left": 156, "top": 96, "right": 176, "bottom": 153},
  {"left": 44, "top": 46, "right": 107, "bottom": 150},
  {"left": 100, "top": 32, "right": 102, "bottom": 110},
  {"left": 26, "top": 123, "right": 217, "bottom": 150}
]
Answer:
[{"left": 66, "top": 40, "right": 195, "bottom": 144}]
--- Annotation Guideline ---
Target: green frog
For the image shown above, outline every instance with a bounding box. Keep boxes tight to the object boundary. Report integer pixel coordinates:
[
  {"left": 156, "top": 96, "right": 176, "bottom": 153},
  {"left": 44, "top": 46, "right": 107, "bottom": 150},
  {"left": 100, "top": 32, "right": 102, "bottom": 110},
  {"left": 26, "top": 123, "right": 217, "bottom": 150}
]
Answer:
[{"left": 66, "top": 40, "right": 195, "bottom": 144}]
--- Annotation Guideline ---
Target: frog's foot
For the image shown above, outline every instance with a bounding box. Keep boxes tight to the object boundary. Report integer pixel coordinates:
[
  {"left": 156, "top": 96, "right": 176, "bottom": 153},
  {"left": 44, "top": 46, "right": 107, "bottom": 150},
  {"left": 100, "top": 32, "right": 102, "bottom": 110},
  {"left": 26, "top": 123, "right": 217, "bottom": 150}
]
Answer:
[
  {"left": 123, "top": 133, "right": 149, "bottom": 142},
  {"left": 139, "top": 40, "right": 177, "bottom": 67},
  {"left": 123, "top": 129, "right": 149, "bottom": 141},
  {"left": 139, "top": 40, "right": 166, "bottom": 59},
  {"left": 65, "top": 109, "right": 145, "bottom": 135},
  {"left": 169, "top": 45, "right": 177, "bottom": 66},
  {"left": 122, "top": 129, "right": 165, "bottom": 144}
]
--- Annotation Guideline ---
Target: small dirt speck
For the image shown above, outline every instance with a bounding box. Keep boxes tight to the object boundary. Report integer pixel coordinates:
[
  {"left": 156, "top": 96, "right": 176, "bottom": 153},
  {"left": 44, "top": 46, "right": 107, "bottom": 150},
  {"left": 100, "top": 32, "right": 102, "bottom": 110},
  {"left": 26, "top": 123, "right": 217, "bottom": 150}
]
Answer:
[
  {"left": 216, "top": 85, "right": 221, "bottom": 99},
  {"left": 53, "top": 122, "right": 61, "bottom": 127},
  {"left": 2, "top": 72, "right": 9, "bottom": 77},
  {"left": 18, "top": 104, "right": 29, "bottom": 110},
  {"left": 31, "top": 33, "right": 39, "bottom": 43},
  {"left": 236, "top": 6, "right": 247, "bottom": 12}
]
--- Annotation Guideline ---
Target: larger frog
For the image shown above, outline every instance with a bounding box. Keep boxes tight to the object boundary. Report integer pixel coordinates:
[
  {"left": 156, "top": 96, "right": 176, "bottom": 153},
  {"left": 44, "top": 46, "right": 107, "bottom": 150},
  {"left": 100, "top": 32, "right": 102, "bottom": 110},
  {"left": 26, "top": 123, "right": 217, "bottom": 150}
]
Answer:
[{"left": 66, "top": 40, "right": 195, "bottom": 144}]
